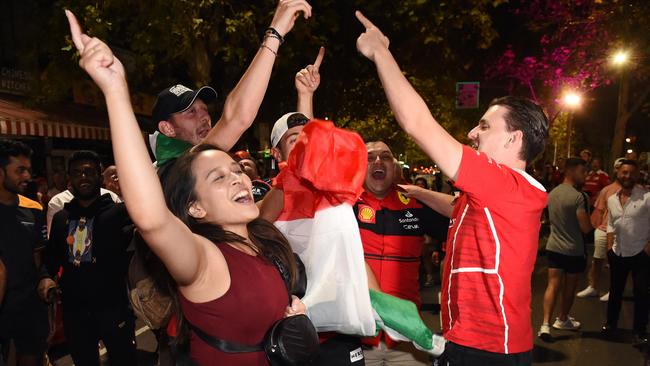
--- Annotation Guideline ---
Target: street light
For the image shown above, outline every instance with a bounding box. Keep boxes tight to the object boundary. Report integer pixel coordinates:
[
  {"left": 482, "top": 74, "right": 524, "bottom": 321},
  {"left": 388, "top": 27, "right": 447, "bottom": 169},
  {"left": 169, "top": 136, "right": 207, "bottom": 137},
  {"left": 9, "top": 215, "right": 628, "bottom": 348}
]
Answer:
[
  {"left": 562, "top": 92, "right": 582, "bottom": 108},
  {"left": 612, "top": 50, "right": 629, "bottom": 66},
  {"left": 561, "top": 91, "right": 582, "bottom": 158}
]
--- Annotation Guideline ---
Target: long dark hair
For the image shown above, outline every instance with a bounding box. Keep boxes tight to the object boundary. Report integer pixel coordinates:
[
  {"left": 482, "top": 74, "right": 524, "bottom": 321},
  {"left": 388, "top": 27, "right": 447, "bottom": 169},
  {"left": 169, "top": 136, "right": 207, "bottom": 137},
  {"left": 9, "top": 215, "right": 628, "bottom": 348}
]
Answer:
[{"left": 151, "top": 144, "right": 297, "bottom": 345}]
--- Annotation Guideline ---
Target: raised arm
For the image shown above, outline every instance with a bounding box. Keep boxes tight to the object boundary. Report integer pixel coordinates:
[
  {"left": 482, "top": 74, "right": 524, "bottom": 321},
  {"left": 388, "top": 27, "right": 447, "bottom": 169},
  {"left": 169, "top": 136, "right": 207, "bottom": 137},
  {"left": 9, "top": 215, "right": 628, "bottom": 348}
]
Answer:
[
  {"left": 66, "top": 11, "right": 204, "bottom": 287},
  {"left": 355, "top": 11, "right": 463, "bottom": 180},
  {"left": 398, "top": 184, "right": 454, "bottom": 218},
  {"left": 203, "top": 0, "right": 312, "bottom": 150},
  {"left": 295, "top": 47, "right": 324, "bottom": 119}
]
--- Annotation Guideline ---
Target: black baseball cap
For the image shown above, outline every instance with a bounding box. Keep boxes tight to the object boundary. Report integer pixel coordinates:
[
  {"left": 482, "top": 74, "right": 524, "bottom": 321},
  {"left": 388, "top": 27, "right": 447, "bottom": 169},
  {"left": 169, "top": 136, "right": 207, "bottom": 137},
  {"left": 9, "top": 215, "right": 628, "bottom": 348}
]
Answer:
[{"left": 151, "top": 84, "right": 217, "bottom": 128}]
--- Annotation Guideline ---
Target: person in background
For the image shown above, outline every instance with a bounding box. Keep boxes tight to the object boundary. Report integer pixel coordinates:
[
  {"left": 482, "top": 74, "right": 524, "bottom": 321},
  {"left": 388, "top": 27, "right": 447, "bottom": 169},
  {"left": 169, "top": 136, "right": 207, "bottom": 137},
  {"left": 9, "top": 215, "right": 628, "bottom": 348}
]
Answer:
[
  {"left": 234, "top": 151, "right": 272, "bottom": 202},
  {"left": 47, "top": 172, "right": 67, "bottom": 198},
  {"left": 102, "top": 165, "right": 121, "bottom": 198},
  {"left": 552, "top": 158, "right": 565, "bottom": 187},
  {"left": 577, "top": 158, "right": 625, "bottom": 302},
  {"left": 602, "top": 160, "right": 649, "bottom": 347},
  {"left": 414, "top": 177, "right": 428, "bottom": 189},
  {"left": 47, "top": 179, "right": 121, "bottom": 238},
  {"left": 583, "top": 157, "right": 610, "bottom": 208},
  {"left": 538, "top": 158, "right": 592, "bottom": 340},
  {"left": 0, "top": 138, "right": 55, "bottom": 366},
  {"left": 45, "top": 151, "right": 136, "bottom": 366}
]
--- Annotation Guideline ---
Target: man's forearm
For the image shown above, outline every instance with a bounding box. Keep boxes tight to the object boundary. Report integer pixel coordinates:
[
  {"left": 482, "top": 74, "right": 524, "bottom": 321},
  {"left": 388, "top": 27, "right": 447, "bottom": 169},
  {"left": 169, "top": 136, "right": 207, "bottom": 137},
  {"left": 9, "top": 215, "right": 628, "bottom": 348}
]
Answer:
[
  {"left": 410, "top": 189, "right": 454, "bottom": 218},
  {"left": 372, "top": 49, "right": 463, "bottom": 180},
  {"left": 297, "top": 92, "right": 314, "bottom": 119},
  {"left": 204, "top": 38, "right": 281, "bottom": 150}
]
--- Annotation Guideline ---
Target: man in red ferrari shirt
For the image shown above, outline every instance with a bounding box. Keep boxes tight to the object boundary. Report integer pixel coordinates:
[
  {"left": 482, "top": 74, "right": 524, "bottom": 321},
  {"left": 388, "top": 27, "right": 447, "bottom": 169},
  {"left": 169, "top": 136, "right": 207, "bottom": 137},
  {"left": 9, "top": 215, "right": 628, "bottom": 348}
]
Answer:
[
  {"left": 582, "top": 157, "right": 610, "bottom": 208},
  {"left": 356, "top": 12, "right": 549, "bottom": 365}
]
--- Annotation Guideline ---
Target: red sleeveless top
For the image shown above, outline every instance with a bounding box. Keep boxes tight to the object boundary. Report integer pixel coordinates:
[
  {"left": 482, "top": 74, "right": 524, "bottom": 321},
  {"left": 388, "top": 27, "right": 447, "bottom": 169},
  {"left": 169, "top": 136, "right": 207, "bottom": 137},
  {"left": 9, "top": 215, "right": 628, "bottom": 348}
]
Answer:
[{"left": 179, "top": 243, "right": 288, "bottom": 366}]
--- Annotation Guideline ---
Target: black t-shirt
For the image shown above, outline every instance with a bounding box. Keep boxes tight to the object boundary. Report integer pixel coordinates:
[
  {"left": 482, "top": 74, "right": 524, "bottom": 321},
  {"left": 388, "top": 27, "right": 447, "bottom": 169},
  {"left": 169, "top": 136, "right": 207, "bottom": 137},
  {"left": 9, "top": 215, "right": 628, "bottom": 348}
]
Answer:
[
  {"left": 0, "top": 195, "right": 47, "bottom": 312},
  {"left": 46, "top": 194, "right": 134, "bottom": 310}
]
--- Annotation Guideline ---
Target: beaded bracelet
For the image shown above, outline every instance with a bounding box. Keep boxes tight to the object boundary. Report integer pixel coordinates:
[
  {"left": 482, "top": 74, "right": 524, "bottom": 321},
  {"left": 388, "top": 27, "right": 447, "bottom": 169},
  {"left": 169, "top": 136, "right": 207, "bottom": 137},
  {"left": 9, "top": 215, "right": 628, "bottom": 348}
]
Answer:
[{"left": 260, "top": 44, "right": 277, "bottom": 56}]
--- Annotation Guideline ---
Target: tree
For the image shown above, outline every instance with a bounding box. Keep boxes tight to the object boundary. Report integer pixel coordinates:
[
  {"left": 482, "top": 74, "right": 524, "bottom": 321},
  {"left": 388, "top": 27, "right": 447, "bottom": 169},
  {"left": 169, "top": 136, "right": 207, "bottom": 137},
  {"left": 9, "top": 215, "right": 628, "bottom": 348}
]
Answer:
[
  {"left": 23, "top": 0, "right": 504, "bottom": 162},
  {"left": 485, "top": 0, "right": 650, "bottom": 165}
]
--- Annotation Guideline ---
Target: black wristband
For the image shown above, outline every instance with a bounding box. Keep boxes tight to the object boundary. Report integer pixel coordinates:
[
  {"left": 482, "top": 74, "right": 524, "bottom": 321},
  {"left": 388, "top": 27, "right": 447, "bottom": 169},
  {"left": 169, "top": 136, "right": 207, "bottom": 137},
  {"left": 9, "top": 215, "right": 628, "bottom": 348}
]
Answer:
[
  {"left": 264, "top": 27, "right": 284, "bottom": 44},
  {"left": 264, "top": 33, "right": 282, "bottom": 43}
]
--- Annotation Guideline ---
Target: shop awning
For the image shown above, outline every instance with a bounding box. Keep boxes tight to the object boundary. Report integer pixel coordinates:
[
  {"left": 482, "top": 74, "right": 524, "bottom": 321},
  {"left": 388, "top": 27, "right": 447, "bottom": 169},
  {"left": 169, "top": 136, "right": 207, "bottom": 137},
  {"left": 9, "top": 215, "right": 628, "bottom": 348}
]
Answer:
[{"left": 0, "top": 96, "right": 111, "bottom": 140}]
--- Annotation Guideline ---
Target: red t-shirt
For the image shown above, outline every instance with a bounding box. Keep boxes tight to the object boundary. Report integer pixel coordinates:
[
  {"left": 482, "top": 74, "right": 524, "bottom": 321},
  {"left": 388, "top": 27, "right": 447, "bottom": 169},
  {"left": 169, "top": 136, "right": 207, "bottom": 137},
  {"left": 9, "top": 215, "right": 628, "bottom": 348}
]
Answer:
[
  {"left": 583, "top": 170, "right": 610, "bottom": 206},
  {"left": 441, "top": 146, "right": 547, "bottom": 354}
]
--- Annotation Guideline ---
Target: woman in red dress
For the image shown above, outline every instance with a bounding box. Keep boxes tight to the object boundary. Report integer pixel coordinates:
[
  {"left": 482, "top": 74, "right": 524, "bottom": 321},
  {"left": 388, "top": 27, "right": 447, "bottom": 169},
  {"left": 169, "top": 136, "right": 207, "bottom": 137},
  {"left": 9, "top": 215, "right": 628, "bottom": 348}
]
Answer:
[{"left": 65, "top": 3, "right": 313, "bottom": 364}]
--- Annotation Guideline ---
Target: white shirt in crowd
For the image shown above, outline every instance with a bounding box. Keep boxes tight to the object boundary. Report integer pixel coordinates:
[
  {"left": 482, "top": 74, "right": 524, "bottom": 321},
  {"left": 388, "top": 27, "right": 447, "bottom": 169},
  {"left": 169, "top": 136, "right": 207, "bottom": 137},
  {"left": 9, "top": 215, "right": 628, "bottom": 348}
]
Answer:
[
  {"left": 46, "top": 189, "right": 122, "bottom": 237},
  {"left": 606, "top": 185, "right": 650, "bottom": 257}
]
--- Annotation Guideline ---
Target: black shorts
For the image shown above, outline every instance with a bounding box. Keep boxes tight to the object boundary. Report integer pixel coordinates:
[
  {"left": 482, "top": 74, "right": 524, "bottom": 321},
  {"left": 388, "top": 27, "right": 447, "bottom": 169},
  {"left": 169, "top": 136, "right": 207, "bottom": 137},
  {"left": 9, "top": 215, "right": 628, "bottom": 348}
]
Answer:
[
  {"left": 0, "top": 296, "right": 49, "bottom": 356},
  {"left": 316, "top": 334, "right": 365, "bottom": 365},
  {"left": 546, "top": 251, "right": 586, "bottom": 274}
]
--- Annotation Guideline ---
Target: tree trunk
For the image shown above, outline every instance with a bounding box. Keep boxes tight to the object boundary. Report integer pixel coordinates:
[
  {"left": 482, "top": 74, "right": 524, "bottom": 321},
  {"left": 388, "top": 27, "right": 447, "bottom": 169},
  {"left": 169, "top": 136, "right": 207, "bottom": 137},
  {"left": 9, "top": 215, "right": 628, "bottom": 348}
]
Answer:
[{"left": 188, "top": 38, "right": 212, "bottom": 87}]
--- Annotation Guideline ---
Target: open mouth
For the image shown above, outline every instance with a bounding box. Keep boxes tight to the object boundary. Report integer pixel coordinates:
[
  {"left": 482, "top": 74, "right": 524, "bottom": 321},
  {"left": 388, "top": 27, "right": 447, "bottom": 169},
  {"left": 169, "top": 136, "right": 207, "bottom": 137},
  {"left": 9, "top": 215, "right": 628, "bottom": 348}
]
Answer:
[
  {"left": 79, "top": 182, "right": 92, "bottom": 189},
  {"left": 198, "top": 128, "right": 210, "bottom": 139},
  {"left": 233, "top": 190, "right": 253, "bottom": 204},
  {"left": 371, "top": 169, "right": 386, "bottom": 180}
]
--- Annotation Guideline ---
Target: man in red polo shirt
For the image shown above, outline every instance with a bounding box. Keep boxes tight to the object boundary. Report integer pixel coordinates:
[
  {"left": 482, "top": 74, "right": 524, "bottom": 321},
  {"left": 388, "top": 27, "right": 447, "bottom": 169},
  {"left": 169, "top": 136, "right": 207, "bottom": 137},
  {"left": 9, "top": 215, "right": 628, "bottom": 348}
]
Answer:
[
  {"left": 358, "top": 140, "right": 448, "bottom": 365},
  {"left": 356, "top": 12, "right": 549, "bottom": 365},
  {"left": 582, "top": 157, "right": 610, "bottom": 208}
]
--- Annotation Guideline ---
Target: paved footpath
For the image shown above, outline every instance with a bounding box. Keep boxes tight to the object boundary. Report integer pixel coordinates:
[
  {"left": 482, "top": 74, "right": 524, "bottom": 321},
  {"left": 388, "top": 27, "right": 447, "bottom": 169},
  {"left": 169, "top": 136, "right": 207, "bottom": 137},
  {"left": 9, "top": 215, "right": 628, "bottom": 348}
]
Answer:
[{"left": 47, "top": 250, "right": 648, "bottom": 366}]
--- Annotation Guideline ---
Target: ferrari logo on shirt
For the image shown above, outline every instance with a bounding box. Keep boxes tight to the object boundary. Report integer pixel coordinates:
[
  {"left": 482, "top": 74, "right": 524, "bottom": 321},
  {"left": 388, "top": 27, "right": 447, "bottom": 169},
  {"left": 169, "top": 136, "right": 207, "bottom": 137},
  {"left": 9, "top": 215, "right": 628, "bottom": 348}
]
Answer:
[
  {"left": 397, "top": 191, "right": 410, "bottom": 205},
  {"left": 358, "top": 205, "right": 376, "bottom": 224}
]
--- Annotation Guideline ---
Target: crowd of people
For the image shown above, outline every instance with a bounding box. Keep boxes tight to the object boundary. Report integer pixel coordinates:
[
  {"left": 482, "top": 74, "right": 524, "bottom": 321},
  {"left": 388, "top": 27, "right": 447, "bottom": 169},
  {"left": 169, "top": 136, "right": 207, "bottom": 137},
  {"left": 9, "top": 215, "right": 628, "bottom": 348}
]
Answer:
[
  {"left": 0, "top": 2, "right": 648, "bottom": 366},
  {"left": 537, "top": 150, "right": 649, "bottom": 349}
]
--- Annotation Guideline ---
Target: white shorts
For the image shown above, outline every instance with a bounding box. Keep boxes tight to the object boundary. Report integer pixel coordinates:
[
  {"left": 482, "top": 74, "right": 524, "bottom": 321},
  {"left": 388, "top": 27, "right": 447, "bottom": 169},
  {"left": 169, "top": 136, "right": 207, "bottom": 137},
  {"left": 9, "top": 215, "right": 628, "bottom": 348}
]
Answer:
[{"left": 593, "top": 228, "right": 608, "bottom": 259}]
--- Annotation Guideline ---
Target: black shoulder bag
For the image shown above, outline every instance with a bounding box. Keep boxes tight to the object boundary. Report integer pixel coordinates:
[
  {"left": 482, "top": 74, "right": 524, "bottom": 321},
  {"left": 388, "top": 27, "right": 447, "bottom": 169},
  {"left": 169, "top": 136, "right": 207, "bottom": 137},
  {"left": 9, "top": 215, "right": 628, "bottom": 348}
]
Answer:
[{"left": 187, "top": 254, "right": 319, "bottom": 366}]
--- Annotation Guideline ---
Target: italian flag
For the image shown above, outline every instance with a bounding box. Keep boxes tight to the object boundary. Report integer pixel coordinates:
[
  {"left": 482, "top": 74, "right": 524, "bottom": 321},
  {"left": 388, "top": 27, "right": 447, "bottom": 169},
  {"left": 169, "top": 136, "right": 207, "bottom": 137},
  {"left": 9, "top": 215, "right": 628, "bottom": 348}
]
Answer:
[{"left": 274, "top": 120, "right": 445, "bottom": 356}]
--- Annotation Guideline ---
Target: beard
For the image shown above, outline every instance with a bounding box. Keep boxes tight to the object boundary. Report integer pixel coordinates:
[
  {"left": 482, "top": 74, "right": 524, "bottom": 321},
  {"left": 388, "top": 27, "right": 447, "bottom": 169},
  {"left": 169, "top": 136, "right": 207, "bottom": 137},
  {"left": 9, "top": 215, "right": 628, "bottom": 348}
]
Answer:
[{"left": 3, "top": 178, "right": 25, "bottom": 195}]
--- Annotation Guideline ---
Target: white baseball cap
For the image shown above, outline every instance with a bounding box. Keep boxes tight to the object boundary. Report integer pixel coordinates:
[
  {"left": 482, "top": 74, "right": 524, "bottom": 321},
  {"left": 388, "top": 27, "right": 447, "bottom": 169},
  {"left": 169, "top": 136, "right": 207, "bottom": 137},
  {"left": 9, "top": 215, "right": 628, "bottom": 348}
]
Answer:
[{"left": 270, "top": 112, "right": 310, "bottom": 148}]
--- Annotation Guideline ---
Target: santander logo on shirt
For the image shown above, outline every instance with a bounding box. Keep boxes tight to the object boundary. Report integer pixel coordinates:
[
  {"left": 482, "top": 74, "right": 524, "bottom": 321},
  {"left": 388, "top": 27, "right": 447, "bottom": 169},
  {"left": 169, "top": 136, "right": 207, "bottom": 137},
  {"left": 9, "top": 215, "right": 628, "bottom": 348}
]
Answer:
[{"left": 399, "top": 210, "right": 420, "bottom": 230}]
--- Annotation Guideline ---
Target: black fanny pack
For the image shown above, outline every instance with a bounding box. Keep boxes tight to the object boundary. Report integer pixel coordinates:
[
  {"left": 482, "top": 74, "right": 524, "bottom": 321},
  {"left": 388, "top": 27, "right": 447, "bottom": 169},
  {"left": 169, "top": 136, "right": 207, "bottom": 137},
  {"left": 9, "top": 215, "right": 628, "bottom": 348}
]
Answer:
[{"left": 187, "top": 254, "right": 319, "bottom": 365}]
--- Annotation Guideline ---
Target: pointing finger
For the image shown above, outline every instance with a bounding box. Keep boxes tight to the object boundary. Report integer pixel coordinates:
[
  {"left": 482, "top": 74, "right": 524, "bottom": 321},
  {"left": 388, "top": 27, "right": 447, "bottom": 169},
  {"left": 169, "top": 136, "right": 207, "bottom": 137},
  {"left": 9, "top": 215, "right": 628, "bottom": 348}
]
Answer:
[
  {"left": 355, "top": 10, "right": 375, "bottom": 30},
  {"left": 313, "top": 46, "right": 325, "bottom": 69},
  {"left": 65, "top": 9, "right": 86, "bottom": 52}
]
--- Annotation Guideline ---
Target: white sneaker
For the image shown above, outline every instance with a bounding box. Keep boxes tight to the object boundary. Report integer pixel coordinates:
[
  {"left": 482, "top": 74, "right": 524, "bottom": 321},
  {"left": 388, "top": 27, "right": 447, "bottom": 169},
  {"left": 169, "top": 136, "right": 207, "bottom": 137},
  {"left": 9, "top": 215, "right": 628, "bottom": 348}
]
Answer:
[
  {"left": 600, "top": 292, "right": 609, "bottom": 302},
  {"left": 537, "top": 324, "right": 551, "bottom": 341},
  {"left": 553, "top": 316, "right": 581, "bottom": 330},
  {"left": 576, "top": 286, "right": 599, "bottom": 298}
]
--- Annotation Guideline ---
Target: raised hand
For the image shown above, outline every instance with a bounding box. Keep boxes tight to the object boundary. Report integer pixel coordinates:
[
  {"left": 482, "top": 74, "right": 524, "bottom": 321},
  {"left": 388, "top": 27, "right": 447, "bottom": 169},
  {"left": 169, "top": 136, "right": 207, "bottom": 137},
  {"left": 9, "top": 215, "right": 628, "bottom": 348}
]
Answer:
[
  {"left": 65, "top": 9, "right": 126, "bottom": 94},
  {"left": 295, "top": 46, "right": 325, "bottom": 95},
  {"left": 397, "top": 184, "right": 427, "bottom": 198},
  {"left": 355, "top": 11, "right": 390, "bottom": 62},
  {"left": 269, "top": 0, "right": 312, "bottom": 37}
]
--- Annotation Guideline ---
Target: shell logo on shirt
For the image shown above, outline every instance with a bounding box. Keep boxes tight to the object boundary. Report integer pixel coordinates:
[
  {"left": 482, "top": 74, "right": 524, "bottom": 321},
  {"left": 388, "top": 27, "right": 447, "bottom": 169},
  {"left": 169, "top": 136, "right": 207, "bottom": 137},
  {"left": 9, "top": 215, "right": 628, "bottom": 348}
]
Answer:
[
  {"left": 397, "top": 191, "right": 411, "bottom": 205},
  {"left": 358, "top": 205, "right": 376, "bottom": 224}
]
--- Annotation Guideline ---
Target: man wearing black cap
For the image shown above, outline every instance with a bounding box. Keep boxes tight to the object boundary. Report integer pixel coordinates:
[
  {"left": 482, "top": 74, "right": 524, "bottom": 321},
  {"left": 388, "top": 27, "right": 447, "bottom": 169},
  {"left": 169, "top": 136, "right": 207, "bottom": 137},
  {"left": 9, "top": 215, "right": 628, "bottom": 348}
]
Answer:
[{"left": 149, "top": 0, "right": 313, "bottom": 166}]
